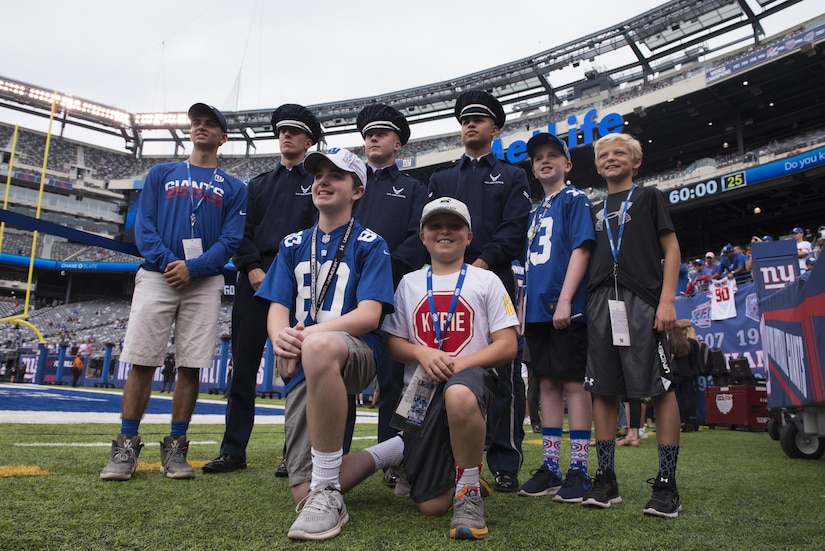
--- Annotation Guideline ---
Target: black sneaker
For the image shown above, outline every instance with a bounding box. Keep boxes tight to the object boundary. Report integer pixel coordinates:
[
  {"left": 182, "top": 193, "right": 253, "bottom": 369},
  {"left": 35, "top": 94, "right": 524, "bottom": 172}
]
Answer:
[
  {"left": 202, "top": 454, "right": 247, "bottom": 473},
  {"left": 493, "top": 471, "right": 519, "bottom": 492},
  {"left": 275, "top": 459, "right": 289, "bottom": 478},
  {"left": 643, "top": 475, "right": 682, "bottom": 518},
  {"left": 382, "top": 467, "right": 399, "bottom": 488},
  {"left": 581, "top": 468, "right": 622, "bottom": 509}
]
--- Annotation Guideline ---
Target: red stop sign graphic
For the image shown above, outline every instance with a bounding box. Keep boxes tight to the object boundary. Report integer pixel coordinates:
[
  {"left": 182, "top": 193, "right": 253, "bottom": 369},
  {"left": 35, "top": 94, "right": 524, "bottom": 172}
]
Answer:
[{"left": 412, "top": 292, "right": 475, "bottom": 355}]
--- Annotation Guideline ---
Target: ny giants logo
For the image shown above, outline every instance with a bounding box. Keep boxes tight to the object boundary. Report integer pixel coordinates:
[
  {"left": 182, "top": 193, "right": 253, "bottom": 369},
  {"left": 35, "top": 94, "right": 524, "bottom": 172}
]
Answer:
[{"left": 758, "top": 264, "right": 796, "bottom": 291}]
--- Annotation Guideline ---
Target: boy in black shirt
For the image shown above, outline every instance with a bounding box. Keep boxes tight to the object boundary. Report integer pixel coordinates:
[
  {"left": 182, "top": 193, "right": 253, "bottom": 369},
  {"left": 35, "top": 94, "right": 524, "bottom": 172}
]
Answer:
[{"left": 581, "top": 133, "right": 683, "bottom": 518}]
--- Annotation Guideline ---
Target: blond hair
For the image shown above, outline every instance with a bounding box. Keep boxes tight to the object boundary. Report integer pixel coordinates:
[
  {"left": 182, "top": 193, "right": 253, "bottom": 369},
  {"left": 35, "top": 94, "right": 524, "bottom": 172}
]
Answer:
[{"left": 594, "top": 133, "right": 643, "bottom": 173}]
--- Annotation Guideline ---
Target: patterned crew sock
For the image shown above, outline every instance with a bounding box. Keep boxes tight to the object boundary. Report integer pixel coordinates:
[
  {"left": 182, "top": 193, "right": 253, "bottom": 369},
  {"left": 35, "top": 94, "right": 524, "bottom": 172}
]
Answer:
[
  {"left": 120, "top": 418, "right": 140, "bottom": 437},
  {"left": 170, "top": 421, "right": 188, "bottom": 438},
  {"left": 569, "top": 430, "right": 591, "bottom": 475},
  {"left": 365, "top": 435, "right": 405, "bottom": 471},
  {"left": 542, "top": 427, "right": 563, "bottom": 476},
  {"left": 310, "top": 448, "right": 344, "bottom": 491},
  {"left": 657, "top": 444, "right": 680, "bottom": 483},
  {"left": 455, "top": 464, "right": 482, "bottom": 496},
  {"left": 595, "top": 439, "right": 616, "bottom": 473}
]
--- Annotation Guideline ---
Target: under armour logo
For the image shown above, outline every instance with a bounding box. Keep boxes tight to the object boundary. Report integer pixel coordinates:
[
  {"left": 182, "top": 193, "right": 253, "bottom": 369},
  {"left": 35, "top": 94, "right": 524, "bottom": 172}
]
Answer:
[{"left": 584, "top": 377, "right": 594, "bottom": 386}]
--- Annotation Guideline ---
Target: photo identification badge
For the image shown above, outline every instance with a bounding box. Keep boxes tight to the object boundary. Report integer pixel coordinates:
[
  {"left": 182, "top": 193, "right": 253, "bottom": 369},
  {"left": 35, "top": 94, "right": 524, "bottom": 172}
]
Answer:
[
  {"left": 391, "top": 363, "right": 435, "bottom": 435},
  {"left": 182, "top": 238, "right": 203, "bottom": 260},
  {"left": 608, "top": 299, "right": 631, "bottom": 346}
]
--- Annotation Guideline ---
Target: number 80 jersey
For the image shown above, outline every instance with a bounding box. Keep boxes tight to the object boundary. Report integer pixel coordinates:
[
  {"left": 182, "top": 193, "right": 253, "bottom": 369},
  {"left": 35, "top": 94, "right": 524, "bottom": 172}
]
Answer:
[{"left": 256, "top": 220, "right": 395, "bottom": 332}]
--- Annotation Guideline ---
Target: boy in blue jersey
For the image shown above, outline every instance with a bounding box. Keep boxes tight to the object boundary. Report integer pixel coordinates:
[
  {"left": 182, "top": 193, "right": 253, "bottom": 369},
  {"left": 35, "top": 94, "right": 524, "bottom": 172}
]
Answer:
[
  {"left": 100, "top": 103, "right": 246, "bottom": 481},
  {"left": 255, "top": 148, "right": 395, "bottom": 541},
  {"left": 517, "top": 133, "right": 595, "bottom": 502},
  {"left": 582, "top": 133, "right": 683, "bottom": 518},
  {"left": 383, "top": 197, "right": 519, "bottom": 539}
]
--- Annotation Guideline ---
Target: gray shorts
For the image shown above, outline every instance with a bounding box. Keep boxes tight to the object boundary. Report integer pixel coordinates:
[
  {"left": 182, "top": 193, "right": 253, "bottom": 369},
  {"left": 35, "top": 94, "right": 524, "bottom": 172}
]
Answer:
[
  {"left": 284, "top": 332, "right": 376, "bottom": 487},
  {"left": 584, "top": 285, "right": 673, "bottom": 399},
  {"left": 121, "top": 268, "right": 223, "bottom": 368}
]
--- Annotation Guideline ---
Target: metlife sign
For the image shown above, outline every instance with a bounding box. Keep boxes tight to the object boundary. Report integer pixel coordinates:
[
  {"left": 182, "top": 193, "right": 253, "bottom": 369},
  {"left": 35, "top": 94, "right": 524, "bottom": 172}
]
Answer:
[{"left": 492, "top": 108, "right": 625, "bottom": 163}]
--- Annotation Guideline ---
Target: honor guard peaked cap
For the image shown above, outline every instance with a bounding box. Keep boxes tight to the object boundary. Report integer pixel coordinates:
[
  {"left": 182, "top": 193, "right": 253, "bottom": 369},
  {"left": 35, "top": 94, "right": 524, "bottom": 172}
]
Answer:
[
  {"left": 420, "top": 197, "right": 472, "bottom": 231},
  {"left": 304, "top": 148, "right": 367, "bottom": 188},
  {"left": 526, "top": 132, "right": 571, "bottom": 161},
  {"left": 188, "top": 103, "right": 227, "bottom": 133},
  {"left": 271, "top": 104, "right": 323, "bottom": 144},
  {"left": 454, "top": 89, "right": 506, "bottom": 129},
  {"left": 357, "top": 103, "right": 411, "bottom": 145}
]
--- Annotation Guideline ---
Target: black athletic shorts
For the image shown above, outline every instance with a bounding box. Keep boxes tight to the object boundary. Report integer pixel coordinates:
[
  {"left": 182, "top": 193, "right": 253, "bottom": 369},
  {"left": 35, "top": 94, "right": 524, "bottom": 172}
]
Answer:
[
  {"left": 525, "top": 321, "right": 588, "bottom": 381},
  {"left": 401, "top": 367, "right": 492, "bottom": 504}
]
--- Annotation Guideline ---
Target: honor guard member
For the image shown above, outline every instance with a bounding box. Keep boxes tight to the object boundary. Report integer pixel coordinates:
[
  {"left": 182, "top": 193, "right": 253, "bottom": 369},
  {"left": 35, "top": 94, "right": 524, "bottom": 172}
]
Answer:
[
  {"left": 428, "top": 89, "right": 532, "bottom": 492},
  {"left": 203, "top": 104, "right": 322, "bottom": 474},
  {"left": 353, "top": 103, "right": 428, "bottom": 478}
]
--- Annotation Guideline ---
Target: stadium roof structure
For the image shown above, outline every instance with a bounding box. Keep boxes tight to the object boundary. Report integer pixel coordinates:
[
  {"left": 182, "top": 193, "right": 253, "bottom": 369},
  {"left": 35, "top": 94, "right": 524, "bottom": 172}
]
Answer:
[{"left": 0, "top": 0, "right": 804, "bottom": 154}]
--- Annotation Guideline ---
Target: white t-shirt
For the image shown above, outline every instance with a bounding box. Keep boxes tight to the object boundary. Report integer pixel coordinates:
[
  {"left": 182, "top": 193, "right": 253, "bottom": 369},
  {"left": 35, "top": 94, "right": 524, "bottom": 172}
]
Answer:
[
  {"left": 797, "top": 240, "right": 812, "bottom": 270},
  {"left": 382, "top": 265, "right": 518, "bottom": 359}
]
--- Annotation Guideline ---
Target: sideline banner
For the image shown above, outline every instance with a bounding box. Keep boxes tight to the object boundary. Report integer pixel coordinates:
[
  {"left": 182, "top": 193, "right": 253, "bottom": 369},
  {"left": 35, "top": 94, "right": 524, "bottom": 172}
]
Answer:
[
  {"left": 759, "top": 262, "right": 825, "bottom": 409},
  {"left": 675, "top": 282, "right": 763, "bottom": 378}
]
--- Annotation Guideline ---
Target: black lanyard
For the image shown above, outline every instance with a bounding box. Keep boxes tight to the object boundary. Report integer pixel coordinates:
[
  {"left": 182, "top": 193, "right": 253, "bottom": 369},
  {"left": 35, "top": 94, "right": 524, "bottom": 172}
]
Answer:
[{"left": 309, "top": 219, "right": 355, "bottom": 321}]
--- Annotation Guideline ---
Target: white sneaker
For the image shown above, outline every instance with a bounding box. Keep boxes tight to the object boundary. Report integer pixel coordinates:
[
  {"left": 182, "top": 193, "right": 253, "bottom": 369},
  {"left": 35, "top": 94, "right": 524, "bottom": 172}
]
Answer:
[
  {"left": 288, "top": 486, "right": 349, "bottom": 540},
  {"left": 639, "top": 427, "right": 649, "bottom": 439}
]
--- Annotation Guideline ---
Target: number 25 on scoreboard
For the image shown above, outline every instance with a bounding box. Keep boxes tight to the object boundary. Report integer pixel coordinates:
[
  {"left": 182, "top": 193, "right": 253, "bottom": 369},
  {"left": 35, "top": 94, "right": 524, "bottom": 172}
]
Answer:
[{"left": 722, "top": 171, "right": 746, "bottom": 191}]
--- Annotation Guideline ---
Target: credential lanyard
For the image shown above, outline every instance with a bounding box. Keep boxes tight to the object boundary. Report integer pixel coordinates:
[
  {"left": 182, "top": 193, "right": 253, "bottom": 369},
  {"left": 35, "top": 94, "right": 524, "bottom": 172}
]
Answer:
[
  {"left": 185, "top": 161, "right": 218, "bottom": 239},
  {"left": 426, "top": 264, "right": 467, "bottom": 350},
  {"left": 309, "top": 219, "right": 355, "bottom": 321},
  {"left": 604, "top": 184, "right": 636, "bottom": 267}
]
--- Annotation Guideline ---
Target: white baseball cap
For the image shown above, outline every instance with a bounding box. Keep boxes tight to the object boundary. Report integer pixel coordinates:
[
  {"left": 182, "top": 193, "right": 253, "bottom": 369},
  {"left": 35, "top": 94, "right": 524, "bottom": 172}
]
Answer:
[
  {"left": 304, "top": 148, "right": 367, "bottom": 188},
  {"left": 420, "top": 197, "right": 472, "bottom": 230}
]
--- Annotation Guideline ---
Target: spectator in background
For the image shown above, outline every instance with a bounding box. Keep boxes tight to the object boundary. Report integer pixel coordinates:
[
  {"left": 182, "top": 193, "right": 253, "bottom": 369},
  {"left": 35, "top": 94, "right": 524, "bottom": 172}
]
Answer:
[
  {"left": 715, "top": 244, "right": 749, "bottom": 283},
  {"left": 671, "top": 320, "right": 700, "bottom": 432},
  {"left": 100, "top": 103, "right": 246, "bottom": 482},
  {"left": 792, "top": 227, "right": 812, "bottom": 271},
  {"left": 676, "top": 262, "right": 689, "bottom": 296},
  {"left": 702, "top": 252, "right": 719, "bottom": 278},
  {"left": 71, "top": 354, "right": 84, "bottom": 387}
]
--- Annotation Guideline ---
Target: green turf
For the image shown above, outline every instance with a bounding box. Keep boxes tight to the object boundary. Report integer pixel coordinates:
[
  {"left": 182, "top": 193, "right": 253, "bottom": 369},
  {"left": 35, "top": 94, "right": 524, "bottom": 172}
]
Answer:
[{"left": 0, "top": 418, "right": 821, "bottom": 550}]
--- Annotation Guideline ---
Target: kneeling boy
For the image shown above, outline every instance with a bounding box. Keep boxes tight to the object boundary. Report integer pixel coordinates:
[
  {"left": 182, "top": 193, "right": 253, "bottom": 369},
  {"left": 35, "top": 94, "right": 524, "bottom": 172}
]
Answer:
[{"left": 383, "top": 197, "right": 519, "bottom": 539}]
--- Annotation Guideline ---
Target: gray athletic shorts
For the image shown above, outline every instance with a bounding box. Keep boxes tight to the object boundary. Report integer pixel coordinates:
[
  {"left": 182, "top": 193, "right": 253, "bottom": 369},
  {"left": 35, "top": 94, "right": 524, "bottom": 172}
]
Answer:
[
  {"left": 584, "top": 285, "right": 673, "bottom": 399},
  {"left": 402, "top": 367, "right": 492, "bottom": 504},
  {"left": 284, "top": 332, "right": 376, "bottom": 487}
]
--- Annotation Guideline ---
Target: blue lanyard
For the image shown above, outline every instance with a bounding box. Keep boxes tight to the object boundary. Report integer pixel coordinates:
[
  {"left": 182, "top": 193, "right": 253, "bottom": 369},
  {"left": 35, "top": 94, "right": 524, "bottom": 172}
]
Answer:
[
  {"left": 185, "top": 161, "right": 218, "bottom": 239},
  {"left": 426, "top": 264, "right": 467, "bottom": 350},
  {"left": 603, "top": 185, "right": 635, "bottom": 266}
]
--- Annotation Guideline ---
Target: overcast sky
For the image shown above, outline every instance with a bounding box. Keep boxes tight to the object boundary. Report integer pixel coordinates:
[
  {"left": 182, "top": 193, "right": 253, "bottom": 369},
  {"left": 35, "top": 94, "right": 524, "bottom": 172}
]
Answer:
[{"left": 0, "top": 0, "right": 815, "bottom": 154}]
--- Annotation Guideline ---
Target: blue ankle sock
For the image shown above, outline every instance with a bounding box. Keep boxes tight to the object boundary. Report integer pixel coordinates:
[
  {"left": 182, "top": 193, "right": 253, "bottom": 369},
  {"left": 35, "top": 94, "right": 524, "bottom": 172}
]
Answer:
[
  {"left": 120, "top": 418, "right": 140, "bottom": 436},
  {"left": 170, "top": 421, "right": 189, "bottom": 437},
  {"left": 569, "top": 430, "right": 591, "bottom": 475}
]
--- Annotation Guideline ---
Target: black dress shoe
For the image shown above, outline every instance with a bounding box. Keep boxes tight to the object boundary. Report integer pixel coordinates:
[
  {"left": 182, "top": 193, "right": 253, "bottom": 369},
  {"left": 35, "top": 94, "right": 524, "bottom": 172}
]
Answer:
[
  {"left": 275, "top": 459, "right": 289, "bottom": 477},
  {"left": 202, "top": 455, "right": 247, "bottom": 473},
  {"left": 493, "top": 471, "right": 520, "bottom": 492}
]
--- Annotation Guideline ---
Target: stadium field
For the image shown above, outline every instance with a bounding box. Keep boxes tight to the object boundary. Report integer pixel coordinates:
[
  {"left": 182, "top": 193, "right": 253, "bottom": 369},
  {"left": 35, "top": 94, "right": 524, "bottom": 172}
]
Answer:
[{"left": 0, "top": 387, "right": 820, "bottom": 550}]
